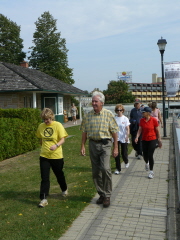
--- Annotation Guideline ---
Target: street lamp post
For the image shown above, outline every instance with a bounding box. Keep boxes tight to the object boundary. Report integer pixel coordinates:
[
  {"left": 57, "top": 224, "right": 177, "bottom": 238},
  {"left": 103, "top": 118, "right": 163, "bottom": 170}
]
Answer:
[{"left": 157, "top": 37, "right": 167, "bottom": 137}]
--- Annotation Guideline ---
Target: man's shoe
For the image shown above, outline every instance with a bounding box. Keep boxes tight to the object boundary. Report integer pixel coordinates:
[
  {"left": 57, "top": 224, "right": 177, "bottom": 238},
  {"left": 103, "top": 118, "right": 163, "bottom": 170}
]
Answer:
[
  {"left": 135, "top": 151, "right": 138, "bottom": 157},
  {"left": 114, "top": 169, "right": 120, "bottom": 175},
  {"left": 137, "top": 155, "right": 142, "bottom": 160},
  {"left": 38, "top": 199, "right": 48, "bottom": 208},
  {"left": 96, "top": 195, "right": 104, "bottom": 204},
  {"left": 125, "top": 163, "right": 129, "bottom": 168},
  {"left": 103, "top": 197, "right": 110, "bottom": 208},
  {"left": 145, "top": 163, "right": 149, "bottom": 171},
  {"left": 62, "top": 189, "right": 68, "bottom": 197}
]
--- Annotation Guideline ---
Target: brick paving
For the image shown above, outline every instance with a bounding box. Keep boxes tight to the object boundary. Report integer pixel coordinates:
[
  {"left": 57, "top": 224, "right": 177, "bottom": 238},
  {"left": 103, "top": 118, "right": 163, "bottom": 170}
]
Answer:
[{"left": 60, "top": 118, "right": 172, "bottom": 240}]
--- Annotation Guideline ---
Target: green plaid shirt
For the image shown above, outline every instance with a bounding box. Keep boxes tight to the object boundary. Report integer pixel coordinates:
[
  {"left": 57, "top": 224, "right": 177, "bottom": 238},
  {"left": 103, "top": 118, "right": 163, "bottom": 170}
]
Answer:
[{"left": 80, "top": 108, "right": 119, "bottom": 140}]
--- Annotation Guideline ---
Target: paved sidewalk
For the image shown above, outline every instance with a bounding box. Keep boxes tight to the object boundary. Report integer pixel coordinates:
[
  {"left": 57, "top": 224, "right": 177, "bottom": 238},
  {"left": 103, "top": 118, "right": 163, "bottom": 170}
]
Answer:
[
  {"left": 62, "top": 119, "right": 81, "bottom": 128},
  {"left": 60, "top": 119, "right": 172, "bottom": 240}
]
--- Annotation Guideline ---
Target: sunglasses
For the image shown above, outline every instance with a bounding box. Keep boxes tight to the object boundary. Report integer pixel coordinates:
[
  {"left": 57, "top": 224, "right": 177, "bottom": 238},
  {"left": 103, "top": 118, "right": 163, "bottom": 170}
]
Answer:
[{"left": 116, "top": 109, "right": 123, "bottom": 112}]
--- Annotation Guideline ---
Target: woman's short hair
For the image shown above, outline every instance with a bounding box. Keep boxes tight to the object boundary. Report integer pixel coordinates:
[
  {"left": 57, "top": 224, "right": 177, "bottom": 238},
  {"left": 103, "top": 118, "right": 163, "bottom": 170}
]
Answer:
[
  {"left": 92, "top": 91, "right": 105, "bottom": 103},
  {"left": 115, "top": 104, "right": 125, "bottom": 113},
  {"left": 151, "top": 102, "right": 157, "bottom": 109},
  {"left": 41, "top": 108, "right": 55, "bottom": 120}
]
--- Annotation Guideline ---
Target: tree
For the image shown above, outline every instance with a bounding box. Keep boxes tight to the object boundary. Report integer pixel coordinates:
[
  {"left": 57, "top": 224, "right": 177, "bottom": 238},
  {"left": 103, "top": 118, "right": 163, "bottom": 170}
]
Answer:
[
  {"left": 103, "top": 80, "right": 135, "bottom": 104},
  {"left": 28, "top": 11, "right": 74, "bottom": 85},
  {"left": 0, "top": 14, "right": 26, "bottom": 64},
  {"left": 71, "top": 96, "right": 79, "bottom": 106}
]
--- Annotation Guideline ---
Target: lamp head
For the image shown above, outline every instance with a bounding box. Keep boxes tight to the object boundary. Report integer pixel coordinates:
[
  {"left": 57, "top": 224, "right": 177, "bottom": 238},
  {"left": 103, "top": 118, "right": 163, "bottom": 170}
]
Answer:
[{"left": 157, "top": 37, "right": 167, "bottom": 53}]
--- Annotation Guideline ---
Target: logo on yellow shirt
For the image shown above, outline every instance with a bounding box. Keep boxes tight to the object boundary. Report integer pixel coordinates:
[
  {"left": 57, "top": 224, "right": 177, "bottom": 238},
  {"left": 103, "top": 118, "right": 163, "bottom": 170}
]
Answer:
[{"left": 44, "top": 127, "right": 54, "bottom": 137}]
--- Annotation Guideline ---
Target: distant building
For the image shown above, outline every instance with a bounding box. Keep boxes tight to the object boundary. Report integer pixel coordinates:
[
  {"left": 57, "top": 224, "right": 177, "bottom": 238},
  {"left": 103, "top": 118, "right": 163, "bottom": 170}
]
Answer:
[{"left": 128, "top": 74, "right": 180, "bottom": 103}]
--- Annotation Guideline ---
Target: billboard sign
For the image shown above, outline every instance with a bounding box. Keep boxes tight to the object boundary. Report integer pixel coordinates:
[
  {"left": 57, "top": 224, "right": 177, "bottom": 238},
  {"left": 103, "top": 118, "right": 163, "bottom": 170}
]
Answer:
[
  {"left": 117, "top": 71, "right": 132, "bottom": 82},
  {"left": 164, "top": 62, "right": 180, "bottom": 97}
]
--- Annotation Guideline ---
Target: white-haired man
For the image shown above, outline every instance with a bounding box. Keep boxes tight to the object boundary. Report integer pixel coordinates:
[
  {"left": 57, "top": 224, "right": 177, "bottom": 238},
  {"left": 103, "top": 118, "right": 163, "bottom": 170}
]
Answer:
[{"left": 80, "top": 91, "right": 119, "bottom": 208}]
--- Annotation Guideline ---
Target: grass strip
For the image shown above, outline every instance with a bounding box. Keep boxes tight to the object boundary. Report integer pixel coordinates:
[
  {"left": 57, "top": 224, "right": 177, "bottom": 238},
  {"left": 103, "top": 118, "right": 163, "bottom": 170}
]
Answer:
[{"left": 0, "top": 125, "right": 132, "bottom": 240}]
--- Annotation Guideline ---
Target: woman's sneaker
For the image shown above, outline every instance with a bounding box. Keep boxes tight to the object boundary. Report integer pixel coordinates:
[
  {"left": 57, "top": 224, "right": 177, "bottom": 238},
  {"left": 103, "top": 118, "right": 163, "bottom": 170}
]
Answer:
[
  {"left": 38, "top": 199, "right": 48, "bottom": 208},
  {"left": 62, "top": 189, "right": 68, "bottom": 197},
  {"left": 145, "top": 163, "right": 149, "bottom": 171},
  {"left": 114, "top": 169, "right": 120, "bottom": 175},
  {"left": 148, "top": 171, "right": 154, "bottom": 179},
  {"left": 125, "top": 163, "right": 129, "bottom": 168}
]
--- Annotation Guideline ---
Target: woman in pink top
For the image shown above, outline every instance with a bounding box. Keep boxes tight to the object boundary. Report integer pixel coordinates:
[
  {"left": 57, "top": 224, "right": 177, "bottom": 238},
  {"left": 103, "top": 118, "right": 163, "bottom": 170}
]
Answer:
[{"left": 148, "top": 102, "right": 163, "bottom": 128}]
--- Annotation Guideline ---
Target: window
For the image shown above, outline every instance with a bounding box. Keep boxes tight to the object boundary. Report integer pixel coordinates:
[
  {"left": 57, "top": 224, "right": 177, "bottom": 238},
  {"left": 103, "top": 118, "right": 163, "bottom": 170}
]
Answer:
[
  {"left": 29, "top": 97, "right": 32, "bottom": 108},
  {"left": 24, "top": 96, "right": 27, "bottom": 108},
  {"left": 44, "top": 97, "right": 56, "bottom": 114},
  {"left": 58, "top": 97, "right": 63, "bottom": 114}
]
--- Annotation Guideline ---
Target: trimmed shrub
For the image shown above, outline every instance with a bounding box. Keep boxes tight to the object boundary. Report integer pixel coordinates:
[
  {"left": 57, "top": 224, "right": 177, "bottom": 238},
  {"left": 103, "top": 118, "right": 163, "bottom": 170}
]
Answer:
[{"left": 0, "top": 108, "right": 41, "bottom": 161}]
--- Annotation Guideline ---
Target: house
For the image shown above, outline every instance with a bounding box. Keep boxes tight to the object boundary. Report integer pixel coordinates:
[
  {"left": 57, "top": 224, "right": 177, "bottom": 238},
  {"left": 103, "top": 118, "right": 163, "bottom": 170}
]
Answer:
[{"left": 0, "top": 61, "right": 86, "bottom": 122}]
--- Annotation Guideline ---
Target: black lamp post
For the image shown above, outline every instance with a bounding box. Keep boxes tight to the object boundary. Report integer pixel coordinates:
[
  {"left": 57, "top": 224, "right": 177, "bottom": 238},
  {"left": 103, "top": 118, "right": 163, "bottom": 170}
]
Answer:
[{"left": 157, "top": 37, "right": 167, "bottom": 137}]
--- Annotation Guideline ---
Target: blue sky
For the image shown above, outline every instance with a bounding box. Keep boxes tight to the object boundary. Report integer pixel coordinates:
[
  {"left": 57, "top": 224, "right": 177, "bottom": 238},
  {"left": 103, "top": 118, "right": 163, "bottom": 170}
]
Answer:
[{"left": 1, "top": 0, "right": 180, "bottom": 91}]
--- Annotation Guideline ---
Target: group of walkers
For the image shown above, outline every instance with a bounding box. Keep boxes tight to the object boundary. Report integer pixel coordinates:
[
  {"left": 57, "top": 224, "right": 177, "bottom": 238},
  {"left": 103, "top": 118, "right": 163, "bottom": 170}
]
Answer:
[{"left": 36, "top": 91, "right": 163, "bottom": 208}]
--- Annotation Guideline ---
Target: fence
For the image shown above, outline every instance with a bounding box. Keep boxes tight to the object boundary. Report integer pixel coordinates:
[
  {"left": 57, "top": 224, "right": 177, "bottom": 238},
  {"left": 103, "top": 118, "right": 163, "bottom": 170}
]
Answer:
[
  {"left": 83, "top": 106, "right": 179, "bottom": 119},
  {"left": 173, "top": 116, "right": 180, "bottom": 209}
]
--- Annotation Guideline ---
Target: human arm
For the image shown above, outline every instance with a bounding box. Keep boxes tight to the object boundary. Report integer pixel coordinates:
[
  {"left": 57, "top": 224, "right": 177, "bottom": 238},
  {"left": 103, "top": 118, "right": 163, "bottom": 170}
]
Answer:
[
  {"left": 135, "top": 126, "right": 142, "bottom": 143},
  {"left": 129, "top": 110, "right": 133, "bottom": 123},
  {"left": 158, "top": 110, "right": 163, "bottom": 128},
  {"left": 112, "top": 132, "right": 118, "bottom": 157},
  {"left": 81, "top": 132, "right": 87, "bottom": 156},
  {"left": 50, "top": 137, "right": 65, "bottom": 151},
  {"left": 125, "top": 125, "right": 130, "bottom": 142},
  {"left": 155, "top": 126, "right": 162, "bottom": 148}
]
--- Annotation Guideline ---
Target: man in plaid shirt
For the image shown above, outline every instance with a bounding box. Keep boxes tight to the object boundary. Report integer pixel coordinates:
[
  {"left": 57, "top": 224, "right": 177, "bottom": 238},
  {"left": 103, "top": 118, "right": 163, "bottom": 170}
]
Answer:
[{"left": 80, "top": 91, "right": 119, "bottom": 208}]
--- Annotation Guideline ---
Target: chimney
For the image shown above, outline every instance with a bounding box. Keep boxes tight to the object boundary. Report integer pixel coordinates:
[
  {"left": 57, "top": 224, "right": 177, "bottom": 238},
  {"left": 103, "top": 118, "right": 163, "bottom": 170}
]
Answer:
[{"left": 20, "top": 61, "right": 29, "bottom": 68}]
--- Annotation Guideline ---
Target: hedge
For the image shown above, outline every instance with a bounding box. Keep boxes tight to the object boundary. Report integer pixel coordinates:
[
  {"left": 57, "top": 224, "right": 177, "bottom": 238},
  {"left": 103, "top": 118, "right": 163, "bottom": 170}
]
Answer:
[{"left": 0, "top": 108, "right": 42, "bottom": 161}]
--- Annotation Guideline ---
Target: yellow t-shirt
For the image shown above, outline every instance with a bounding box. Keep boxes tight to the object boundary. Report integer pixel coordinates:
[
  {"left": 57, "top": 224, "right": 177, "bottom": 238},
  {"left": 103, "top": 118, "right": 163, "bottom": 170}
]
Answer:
[{"left": 36, "top": 121, "right": 68, "bottom": 159}]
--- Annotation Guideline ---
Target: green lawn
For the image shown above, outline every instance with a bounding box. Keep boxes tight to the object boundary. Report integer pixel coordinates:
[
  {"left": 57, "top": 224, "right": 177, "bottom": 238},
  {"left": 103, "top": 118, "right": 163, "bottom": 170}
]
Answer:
[{"left": 0, "top": 125, "right": 132, "bottom": 240}]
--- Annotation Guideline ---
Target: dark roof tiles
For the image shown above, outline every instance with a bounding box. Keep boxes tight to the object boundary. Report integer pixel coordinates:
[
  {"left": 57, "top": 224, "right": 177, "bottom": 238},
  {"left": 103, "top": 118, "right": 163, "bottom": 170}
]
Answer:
[{"left": 0, "top": 62, "right": 85, "bottom": 95}]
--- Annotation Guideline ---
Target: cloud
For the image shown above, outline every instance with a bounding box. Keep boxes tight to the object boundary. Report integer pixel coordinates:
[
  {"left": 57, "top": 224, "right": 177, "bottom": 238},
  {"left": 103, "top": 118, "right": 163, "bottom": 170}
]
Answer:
[
  {"left": 2, "top": 0, "right": 180, "bottom": 46},
  {"left": 1, "top": 0, "right": 180, "bottom": 91}
]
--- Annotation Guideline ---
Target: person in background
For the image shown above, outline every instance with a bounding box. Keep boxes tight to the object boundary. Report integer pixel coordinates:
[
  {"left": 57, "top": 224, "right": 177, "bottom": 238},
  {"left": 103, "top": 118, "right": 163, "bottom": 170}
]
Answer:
[
  {"left": 36, "top": 108, "right": 68, "bottom": 208},
  {"left": 114, "top": 104, "right": 130, "bottom": 174},
  {"left": 129, "top": 101, "right": 143, "bottom": 159},
  {"left": 149, "top": 102, "right": 163, "bottom": 128},
  {"left": 71, "top": 103, "right": 78, "bottom": 124},
  {"left": 80, "top": 91, "right": 119, "bottom": 208},
  {"left": 135, "top": 107, "right": 162, "bottom": 179},
  {"left": 140, "top": 104, "right": 144, "bottom": 110}
]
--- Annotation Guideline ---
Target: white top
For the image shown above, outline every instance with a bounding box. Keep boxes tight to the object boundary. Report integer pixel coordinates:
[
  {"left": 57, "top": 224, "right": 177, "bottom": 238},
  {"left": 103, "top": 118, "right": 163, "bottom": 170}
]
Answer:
[{"left": 115, "top": 115, "right": 130, "bottom": 143}]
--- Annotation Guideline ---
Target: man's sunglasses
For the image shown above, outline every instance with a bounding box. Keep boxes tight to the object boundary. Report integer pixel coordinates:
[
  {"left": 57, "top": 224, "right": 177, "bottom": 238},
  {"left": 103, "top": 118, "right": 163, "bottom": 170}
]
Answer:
[{"left": 116, "top": 109, "right": 123, "bottom": 112}]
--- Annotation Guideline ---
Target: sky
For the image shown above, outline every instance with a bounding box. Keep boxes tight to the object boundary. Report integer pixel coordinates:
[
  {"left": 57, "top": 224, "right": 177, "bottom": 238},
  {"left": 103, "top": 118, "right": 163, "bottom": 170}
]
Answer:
[{"left": 1, "top": 0, "right": 180, "bottom": 92}]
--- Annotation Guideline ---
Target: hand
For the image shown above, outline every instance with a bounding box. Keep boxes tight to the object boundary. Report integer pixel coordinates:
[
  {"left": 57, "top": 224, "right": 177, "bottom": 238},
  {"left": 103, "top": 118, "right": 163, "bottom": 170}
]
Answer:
[
  {"left": 81, "top": 146, "right": 86, "bottom": 156},
  {"left": 134, "top": 137, "right": 138, "bottom": 144},
  {"left": 112, "top": 147, "right": 118, "bottom": 158},
  {"left": 158, "top": 140, "right": 162, "bottom": 148},
  {"left": 125, "top": 137, "right": 129, "bottom": 142},
  {"left": 50, "top": 144, "right": 57, "bottom": 151}
]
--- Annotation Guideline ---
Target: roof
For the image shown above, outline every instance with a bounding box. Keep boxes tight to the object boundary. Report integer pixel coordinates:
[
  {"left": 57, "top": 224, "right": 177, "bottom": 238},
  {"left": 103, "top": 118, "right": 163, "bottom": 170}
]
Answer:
[
  {"left": 0, "top": 62, "right": 86, "bottom": 95},
  {"left": 128, "top": 82, "right": 162, "bottom": 85}
]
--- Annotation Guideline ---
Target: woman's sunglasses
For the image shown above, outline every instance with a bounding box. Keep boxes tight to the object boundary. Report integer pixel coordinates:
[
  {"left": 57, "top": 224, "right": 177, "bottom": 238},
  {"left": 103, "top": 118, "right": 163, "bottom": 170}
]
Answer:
[{"left": 116, "top": 109, "right": 123, "bottom": 112}]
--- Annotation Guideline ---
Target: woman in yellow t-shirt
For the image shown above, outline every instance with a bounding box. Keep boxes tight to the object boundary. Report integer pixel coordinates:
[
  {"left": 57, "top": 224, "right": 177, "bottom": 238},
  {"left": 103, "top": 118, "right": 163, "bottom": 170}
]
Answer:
[{"left": 36, "top": 108, "right": 68, "bottom": 208}]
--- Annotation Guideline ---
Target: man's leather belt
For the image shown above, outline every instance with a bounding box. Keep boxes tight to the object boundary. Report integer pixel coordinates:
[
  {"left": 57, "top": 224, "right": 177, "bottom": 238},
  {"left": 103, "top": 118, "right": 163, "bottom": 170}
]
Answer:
[
  {"left": 90, "top": 139, "right": 102, "bottom": 143},
  {"left": 90, "top": 138, "right": 111, "bottom": 144}
]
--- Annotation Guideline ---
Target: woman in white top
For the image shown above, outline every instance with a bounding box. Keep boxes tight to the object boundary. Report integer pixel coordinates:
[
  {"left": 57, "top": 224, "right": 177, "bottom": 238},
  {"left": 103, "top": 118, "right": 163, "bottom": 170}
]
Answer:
[
  {"left": 71, "top": 103, "right": 78, "bottom": 124},
  {"left": 114, "top": 104, "right": 130, "bottom": 174}
]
